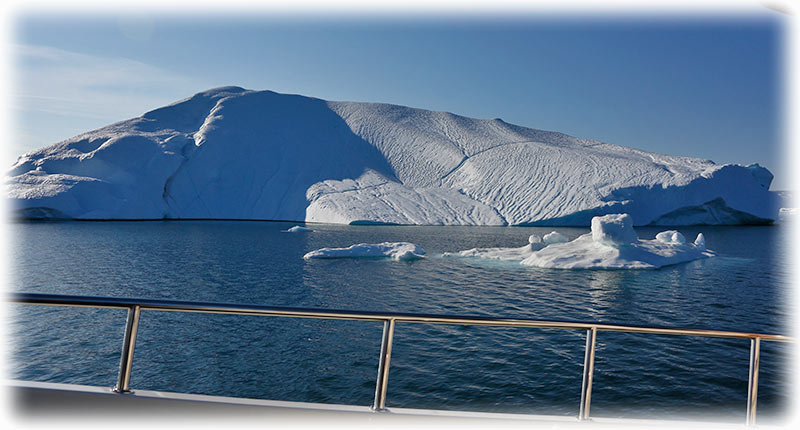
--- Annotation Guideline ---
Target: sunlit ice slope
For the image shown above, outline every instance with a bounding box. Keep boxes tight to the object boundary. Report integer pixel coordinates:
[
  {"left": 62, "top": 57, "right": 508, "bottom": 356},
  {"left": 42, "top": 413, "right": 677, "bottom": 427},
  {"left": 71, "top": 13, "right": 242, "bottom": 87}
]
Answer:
[{"left": 5, "top": 87, "right": 778, "bottom": 225}]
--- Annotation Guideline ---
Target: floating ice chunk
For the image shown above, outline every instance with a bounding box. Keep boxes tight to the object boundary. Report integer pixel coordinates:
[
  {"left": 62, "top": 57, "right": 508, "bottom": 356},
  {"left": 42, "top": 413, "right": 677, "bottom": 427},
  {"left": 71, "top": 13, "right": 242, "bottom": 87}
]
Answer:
[
  {"left": 286, "top": 225, "right": 313, "bottom": 232},
  {"left": 542, "top": 231, "right": 568, "bottom": 244},
  {"left": 393, "top": 249, "right": 424, "bottom": 261},
  {"left": 778, "top": 207, "right": 797, "bottom": 223},
  {"left": 655, "top": 230, "right": 686, "bottom": 244},
  {"left": 591, "top": 213, "right": 638, "bottom": 245},
  {"left": 445, "top": 244, "right": 541, "bottom": 261},
  {"left": 694, "top": 233, "right": 705, "bottom": 250},
  {"left": 445, "top": 232, "right": 565, "bottom": 261},
  {"left": 304, "top": 242, "right": 425, "bottom": 261},
  {"left": 521, "top": 213, "right": 713, "bottom": 269}
]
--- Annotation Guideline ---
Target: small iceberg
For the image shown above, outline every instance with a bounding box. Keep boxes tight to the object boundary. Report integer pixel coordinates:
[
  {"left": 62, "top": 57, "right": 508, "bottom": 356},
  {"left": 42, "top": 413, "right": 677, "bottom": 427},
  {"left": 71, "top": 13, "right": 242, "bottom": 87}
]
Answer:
[
  {"left": 444, "top": 231, "right": 569, "bottom": 261},
  {"left": 304, "top": 242, "right": 425, "bottom": 261},
  {"left": 520, "top": 213, "right": 713, "bottom": 270},
  {"left": 286, "top": 225, "right": 313, "bottom": 232},
  {"left": 779, "top": 207, "right": 798, "bottom": 221}
]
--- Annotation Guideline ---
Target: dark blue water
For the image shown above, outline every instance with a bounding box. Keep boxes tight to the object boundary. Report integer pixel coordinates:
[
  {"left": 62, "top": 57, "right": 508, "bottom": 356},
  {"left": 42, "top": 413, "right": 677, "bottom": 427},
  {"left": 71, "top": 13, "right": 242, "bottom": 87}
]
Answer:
[{"left": 7, "top": 221, "right": 793, "bottom": 423}]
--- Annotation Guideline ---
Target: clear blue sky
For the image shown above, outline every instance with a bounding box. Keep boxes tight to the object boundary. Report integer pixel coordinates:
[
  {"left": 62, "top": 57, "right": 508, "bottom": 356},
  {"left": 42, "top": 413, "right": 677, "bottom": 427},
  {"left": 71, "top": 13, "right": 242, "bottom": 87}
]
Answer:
[{"left": 9, "top": 10, "right": 789, "bottom": 188}]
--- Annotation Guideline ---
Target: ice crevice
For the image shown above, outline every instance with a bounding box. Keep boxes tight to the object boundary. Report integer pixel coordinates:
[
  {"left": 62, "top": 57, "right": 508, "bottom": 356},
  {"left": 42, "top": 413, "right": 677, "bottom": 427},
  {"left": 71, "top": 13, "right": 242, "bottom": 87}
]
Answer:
[{"left": 439, "top": 140, "right": 542, "bottom": 183}]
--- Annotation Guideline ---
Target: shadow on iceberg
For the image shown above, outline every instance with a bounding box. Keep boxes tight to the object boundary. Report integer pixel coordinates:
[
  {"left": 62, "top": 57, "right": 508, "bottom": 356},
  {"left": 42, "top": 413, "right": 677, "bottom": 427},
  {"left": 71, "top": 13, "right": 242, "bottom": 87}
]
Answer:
[{"left": 7, "top": 89, "right": 398, "bottom": 221}]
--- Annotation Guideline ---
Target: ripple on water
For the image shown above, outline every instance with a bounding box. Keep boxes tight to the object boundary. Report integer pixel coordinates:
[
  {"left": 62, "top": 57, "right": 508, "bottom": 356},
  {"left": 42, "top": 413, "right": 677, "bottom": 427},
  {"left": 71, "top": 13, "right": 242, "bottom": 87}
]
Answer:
[{"left": 7, "top": 222, "right": 791, "bottom": 421}]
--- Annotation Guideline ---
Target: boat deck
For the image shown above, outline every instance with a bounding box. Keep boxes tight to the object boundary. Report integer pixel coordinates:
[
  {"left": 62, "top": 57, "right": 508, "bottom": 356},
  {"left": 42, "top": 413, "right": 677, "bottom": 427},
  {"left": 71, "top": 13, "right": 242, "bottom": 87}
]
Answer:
[{"left": 6, "top": 380, "right": 779, "bottom": 428}]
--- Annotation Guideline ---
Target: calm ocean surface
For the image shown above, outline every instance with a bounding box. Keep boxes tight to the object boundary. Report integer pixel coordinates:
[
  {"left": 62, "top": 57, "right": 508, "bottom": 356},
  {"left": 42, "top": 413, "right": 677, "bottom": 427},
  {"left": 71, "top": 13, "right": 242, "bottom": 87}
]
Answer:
[{"left": 7, "top": 221, "right": 793, "bottom": 423}]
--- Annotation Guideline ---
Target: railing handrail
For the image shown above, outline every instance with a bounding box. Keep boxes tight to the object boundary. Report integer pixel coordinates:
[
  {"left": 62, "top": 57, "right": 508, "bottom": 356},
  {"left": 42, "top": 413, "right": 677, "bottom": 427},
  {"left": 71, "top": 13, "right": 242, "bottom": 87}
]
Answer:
[
  {"left": 7, "top": 292, "right": 792, "bottom": 342},
  {"left": 6, "top": 292, "right": 792, "bottom": 426}
]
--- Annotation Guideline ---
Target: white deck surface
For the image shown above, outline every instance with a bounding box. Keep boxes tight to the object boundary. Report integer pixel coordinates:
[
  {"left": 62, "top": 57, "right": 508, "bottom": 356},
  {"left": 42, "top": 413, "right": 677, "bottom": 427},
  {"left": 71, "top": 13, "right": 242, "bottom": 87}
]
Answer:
[{"left": 3, "top": 379, "right": 788, "bottom": 429}]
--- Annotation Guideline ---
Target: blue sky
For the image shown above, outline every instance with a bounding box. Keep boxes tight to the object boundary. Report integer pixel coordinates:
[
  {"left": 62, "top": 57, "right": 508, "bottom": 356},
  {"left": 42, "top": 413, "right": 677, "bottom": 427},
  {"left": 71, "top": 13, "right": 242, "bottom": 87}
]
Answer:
[{"left": 9, "top": 9, "right": 789, "bottom": 188}]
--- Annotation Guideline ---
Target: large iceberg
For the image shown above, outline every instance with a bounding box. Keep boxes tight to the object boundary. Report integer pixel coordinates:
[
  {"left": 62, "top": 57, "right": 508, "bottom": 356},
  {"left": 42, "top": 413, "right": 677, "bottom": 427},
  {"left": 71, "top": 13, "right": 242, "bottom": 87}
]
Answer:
[
  {"left": 520, "top": 214, "right": 713, "bottom": 269},
  {"left": 5, "top": 87, "right": 778, "bottom": 225}
]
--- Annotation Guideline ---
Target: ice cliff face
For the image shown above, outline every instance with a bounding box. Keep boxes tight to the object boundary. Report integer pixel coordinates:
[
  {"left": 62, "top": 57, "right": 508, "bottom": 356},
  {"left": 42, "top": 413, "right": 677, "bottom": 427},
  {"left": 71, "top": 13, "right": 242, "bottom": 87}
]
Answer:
[{"left": 5, "top": 87, "right": 778, "bottom": 225}]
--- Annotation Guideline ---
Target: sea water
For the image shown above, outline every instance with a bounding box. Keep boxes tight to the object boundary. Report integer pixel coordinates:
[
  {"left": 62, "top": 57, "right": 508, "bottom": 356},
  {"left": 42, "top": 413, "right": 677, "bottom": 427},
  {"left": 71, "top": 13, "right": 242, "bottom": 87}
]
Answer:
[{"left": 6, "top": 221, "right": 793, "bottom": 422}]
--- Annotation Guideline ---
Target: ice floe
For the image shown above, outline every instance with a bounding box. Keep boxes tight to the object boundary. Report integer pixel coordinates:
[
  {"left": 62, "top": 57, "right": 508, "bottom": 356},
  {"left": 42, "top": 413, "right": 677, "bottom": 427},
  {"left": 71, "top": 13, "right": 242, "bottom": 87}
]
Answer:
[
  {"left": 779, "top": 207, "right": 798, "bottom": 221},
  {"left": 303, "top": 242, "right": 425, "bottom": 261},
  {"left": 520, "top": 214, "right": 713, "bottom": 269},
  {"left": 444, "top": 231, "right": 566, "bottom": 261},
  {"left": 286, "top": 226, "right": 313, "bottom": 232},
  {"left": 444, "top": 244, "right": 540, "bottom": 261},
  {"left": 303, "top": 214, "right": 711, "bottom": 269}
]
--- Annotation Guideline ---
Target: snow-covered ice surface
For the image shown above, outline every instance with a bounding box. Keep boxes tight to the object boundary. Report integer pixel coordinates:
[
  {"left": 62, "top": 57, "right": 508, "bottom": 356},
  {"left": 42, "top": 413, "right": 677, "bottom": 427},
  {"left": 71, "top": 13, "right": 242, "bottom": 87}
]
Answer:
[
  {"left": 542, "top": 231, "right": 569, "bottom": 244},
  {"left": 444, "top": 244, "right": 542, "bottom": 261},
  {"left": 444, "top": 231, "right": 564, "bottom": 261},
  {"left": 6, "top": 87, "right": 778, "bottom": 225},
  {"left": 286, "top": 226, "right": 313, "bottom": 232},
  {"left": 521, "top": 214, "right": 713, "bottom": 269},
  {"left": 303, "top": 242, "right": 426, "bottom": 261}
]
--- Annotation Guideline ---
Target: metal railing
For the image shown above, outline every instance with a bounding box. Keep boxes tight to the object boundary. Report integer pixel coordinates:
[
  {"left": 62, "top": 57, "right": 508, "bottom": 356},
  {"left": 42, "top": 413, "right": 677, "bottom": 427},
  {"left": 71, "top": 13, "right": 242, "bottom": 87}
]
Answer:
[{"left": 7, "top": 292, "right": 792, "bottom": 425}]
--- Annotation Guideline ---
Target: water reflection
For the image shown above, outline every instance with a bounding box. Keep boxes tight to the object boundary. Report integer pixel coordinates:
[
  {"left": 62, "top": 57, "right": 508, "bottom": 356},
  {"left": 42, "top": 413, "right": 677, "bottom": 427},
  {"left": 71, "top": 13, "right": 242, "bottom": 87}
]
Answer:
[{"left": 583, "top": 270, "right": 626, "bottom": 321}]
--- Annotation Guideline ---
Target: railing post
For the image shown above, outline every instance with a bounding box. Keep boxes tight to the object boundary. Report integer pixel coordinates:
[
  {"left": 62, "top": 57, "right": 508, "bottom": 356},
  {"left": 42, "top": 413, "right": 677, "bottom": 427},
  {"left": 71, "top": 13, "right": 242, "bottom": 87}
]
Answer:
[
  {"left": 113, "top": 305, "right": 141, "bottom": 393},
  {"left": 579, "top": 326, "right": 597, "bottom": 421},
  {"left": 372, "top": 318, "right": 396, "bottom": 411},
  {"left": 746, "top": 337, "right": 761, "bottom": 426}
]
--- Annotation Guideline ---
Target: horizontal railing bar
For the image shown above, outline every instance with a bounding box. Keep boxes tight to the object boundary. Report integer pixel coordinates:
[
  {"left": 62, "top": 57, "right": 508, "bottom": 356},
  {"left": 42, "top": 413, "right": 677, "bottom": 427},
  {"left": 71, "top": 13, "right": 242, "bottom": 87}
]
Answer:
[{"left": 7, "top": 292, "right": 792, "bottom": 342}]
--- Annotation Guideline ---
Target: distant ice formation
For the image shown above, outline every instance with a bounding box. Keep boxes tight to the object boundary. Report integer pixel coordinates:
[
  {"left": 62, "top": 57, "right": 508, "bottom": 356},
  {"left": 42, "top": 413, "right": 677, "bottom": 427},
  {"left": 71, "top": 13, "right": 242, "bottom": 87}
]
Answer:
[
  {"left": 779, "top": 207, "right": 798, "bottom": 221},
  {"left": 5, "top": 87, "right": 778, "bottom": 225},
  {"left": 520, "top": 214, "right": 713, "bottom": 269},
  {"left": 303, "top": 242, "right": 425, "bottom": 261}
]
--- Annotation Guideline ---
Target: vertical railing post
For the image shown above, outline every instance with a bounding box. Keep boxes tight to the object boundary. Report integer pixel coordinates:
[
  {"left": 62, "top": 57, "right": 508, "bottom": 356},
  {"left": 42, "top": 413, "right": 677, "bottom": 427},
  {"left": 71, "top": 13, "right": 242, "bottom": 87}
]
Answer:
[
  {"left": 113, "top": 305, "right": 141, "bottom": 393},
  {"left": 579, "top": 326, "right": 597, "bottom": 421},
  {"left": 746, "top": 337, "right": 761, "bottom": 426},
  {"left": 372, "top": 318, "right": 396, "bottom": 411}
]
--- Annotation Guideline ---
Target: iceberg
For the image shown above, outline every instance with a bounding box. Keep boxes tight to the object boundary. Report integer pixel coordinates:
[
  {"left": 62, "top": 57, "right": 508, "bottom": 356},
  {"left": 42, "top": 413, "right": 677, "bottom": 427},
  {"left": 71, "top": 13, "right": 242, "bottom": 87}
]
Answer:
[
  {"left": 303, "top": 242, "right": 425, "bottom": 261},
  {"left": 779, "top": 207, "right": 798, "bottom": 221},
  {"left": 286, "top": 226, "right": 313, "bottom": 232},
  {"left": 521, "top": 214, "right": 713, "bottom": 270},
  {"left": 5, "top": 87, "right": 778, "bottom": 225}
]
